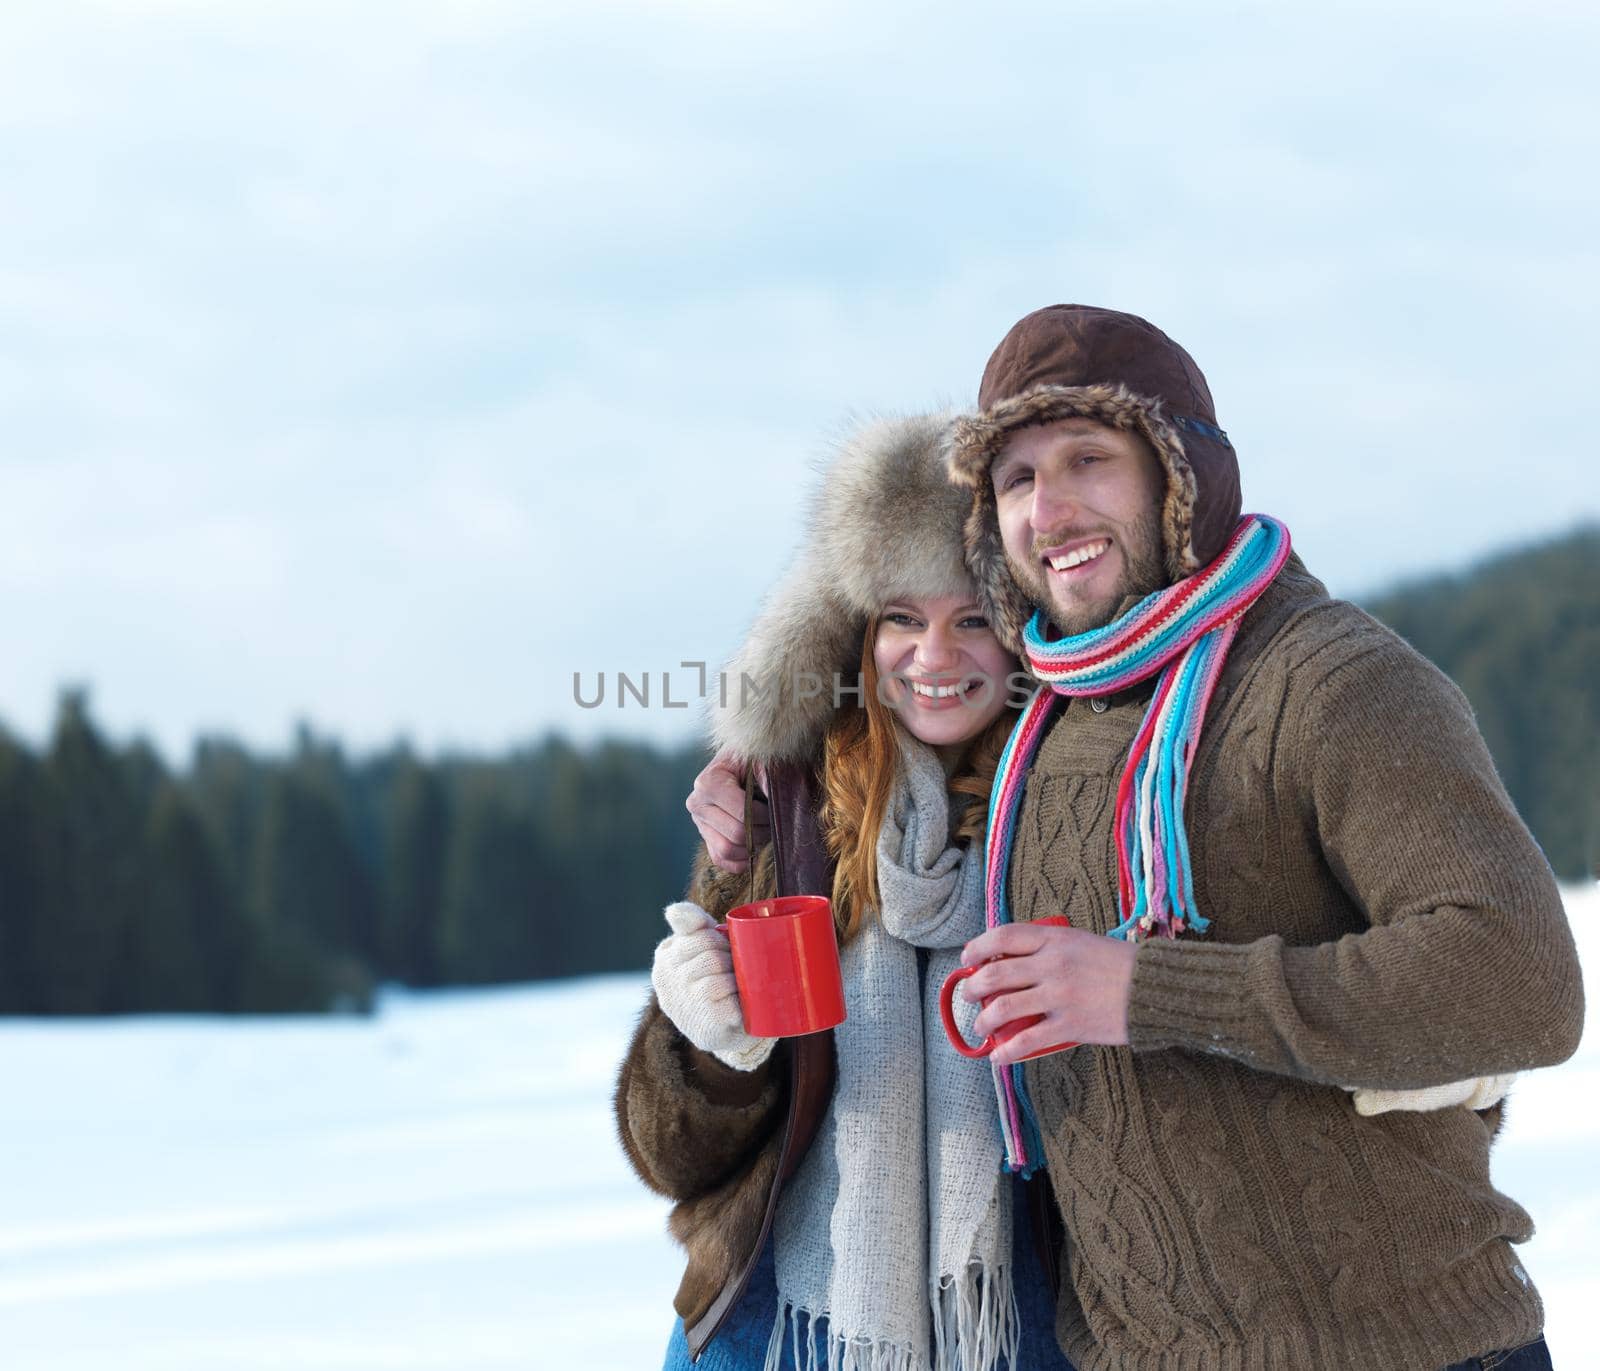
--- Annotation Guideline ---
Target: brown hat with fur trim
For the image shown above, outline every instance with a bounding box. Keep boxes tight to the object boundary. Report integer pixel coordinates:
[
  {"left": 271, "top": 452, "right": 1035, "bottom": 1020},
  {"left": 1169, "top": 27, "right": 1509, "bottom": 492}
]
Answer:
[
  {"left": 709, "top": 413, "right": 979, "bottom": 766},
  {"left": 947, "top": 304, "right": 1243, "bottom": 652}
]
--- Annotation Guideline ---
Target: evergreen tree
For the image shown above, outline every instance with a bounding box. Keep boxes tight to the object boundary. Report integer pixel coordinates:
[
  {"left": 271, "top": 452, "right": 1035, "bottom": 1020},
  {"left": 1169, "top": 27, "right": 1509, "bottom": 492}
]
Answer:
[
  {"left": 189, "top": 736, "right": 266, "bottom": 891},
  {"left": 380, "top": 749, "right": 449, "bottom": 985},
  {"left": 36, "top": 690, "right": 144, "bottom": 1013},
  {"left": 107, "top": 783, "right": 233, "bottom": 1013},
  {"left": 437, "top": 772, "right": 555, "bottom": 983},
  {"left": 0, "top": 731, "right": 46, "bottom": 1012},
  {"left": 251, "top": 761, "right": 378, "bottom": 964},
  {"left": 531, "top": 737, "right": 703, "bottom": 977}
]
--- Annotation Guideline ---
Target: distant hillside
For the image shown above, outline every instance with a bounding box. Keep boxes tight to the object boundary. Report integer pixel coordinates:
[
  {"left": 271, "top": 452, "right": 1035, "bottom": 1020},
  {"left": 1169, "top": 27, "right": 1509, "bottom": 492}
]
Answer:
[
  {"left": 1, "top": 528, "right": 1592, "bottom": 1014},
  {"left": 1360, "top": 524, "right": 1599, "bottom": 880},
  {"left": 0, "top": 698, "right": 706, "bottom": 1014}
]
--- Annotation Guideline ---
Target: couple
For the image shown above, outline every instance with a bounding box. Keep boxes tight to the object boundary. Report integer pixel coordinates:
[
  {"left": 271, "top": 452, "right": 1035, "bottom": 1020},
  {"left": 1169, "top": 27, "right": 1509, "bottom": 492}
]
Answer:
[{"left": 615, "top": 305, "right": 1583, "bottom": 1371}]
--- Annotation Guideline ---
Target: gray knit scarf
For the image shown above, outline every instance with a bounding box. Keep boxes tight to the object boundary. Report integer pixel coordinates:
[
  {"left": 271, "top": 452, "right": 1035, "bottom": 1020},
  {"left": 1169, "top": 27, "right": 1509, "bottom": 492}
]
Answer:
[{"left": 764, "top": 729, "right": 1019, "bottom": 1371}]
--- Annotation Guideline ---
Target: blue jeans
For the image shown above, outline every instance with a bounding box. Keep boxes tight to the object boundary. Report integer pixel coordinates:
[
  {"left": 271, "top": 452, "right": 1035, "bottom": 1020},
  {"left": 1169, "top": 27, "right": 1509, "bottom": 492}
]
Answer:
[
  {"left": 660, "top": 1176, "right": 1074, "bottom": 1370},
  {"left": 1444, "top": 1336, "right": 1555, "bottom": 1370}
]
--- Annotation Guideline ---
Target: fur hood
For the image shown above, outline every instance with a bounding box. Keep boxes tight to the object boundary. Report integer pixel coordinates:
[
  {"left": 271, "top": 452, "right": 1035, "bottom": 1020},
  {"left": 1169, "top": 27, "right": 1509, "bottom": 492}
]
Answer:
[{"left": 708, "top": 413, "right": 974, "bottom": 766}]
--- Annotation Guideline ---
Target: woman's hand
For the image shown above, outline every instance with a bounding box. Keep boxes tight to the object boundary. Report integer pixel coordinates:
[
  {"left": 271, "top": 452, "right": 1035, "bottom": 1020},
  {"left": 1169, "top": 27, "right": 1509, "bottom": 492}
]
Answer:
[
  {"left": 685, "top": 752, "right": 770, "bottom": 872},
  {"left": 651, "top": 902, "right": 776, "bottom": 1071},
  {"left": 1350, "top": 1074, "right": 1516, "bottom": 1116}
]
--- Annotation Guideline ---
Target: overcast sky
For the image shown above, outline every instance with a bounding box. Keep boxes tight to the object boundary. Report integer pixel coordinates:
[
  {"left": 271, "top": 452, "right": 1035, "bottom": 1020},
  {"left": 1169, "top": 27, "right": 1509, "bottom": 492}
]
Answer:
[{"left": 2, "top": 0, "right": 1595, "bottom": 763}]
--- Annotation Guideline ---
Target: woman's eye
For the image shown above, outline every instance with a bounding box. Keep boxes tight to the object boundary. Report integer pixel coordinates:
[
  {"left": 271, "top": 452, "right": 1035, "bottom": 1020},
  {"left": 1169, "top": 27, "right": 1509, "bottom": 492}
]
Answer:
[
  {"left": 959, "top": 616, "right": 990, "bottom": 630},
  {"left": 883, "top": 612, "right": 919, "bottom": 627}
]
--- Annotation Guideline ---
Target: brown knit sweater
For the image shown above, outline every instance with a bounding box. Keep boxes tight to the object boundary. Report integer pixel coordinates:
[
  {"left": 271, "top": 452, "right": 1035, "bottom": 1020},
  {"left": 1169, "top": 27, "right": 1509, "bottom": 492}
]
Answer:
[{"left": 1008, "top": 555, "right": 1583, "bottom": 1371}]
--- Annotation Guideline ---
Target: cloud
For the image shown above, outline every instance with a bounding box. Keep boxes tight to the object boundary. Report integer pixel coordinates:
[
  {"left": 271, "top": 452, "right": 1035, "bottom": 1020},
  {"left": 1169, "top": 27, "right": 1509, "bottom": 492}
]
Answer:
[{"left": 0, "top": 0, "right": 1594, "bottom": 758}]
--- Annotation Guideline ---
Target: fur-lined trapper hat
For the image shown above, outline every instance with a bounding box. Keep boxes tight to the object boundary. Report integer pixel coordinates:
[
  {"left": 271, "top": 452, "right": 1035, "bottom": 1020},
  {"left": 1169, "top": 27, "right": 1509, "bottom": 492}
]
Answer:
[
  {"left": 946, "top": 304, "right": 1243, "bottom": 652},
  {"left": 709, "top": 413, "right": 975, "bottom": 766}
]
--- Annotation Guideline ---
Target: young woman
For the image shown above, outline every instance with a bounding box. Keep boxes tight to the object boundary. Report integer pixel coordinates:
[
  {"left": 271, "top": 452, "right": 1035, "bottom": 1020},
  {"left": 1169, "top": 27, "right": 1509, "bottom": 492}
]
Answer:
[{"left": 614, "top": 413, "right": 1074, "bottom": 1371}]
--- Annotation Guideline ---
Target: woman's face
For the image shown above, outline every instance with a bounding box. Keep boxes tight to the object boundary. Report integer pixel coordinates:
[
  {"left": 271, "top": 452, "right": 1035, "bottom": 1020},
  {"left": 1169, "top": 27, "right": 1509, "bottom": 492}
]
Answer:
[{"left": 872, "top": 594, "right": 1016, "bottom": 750}]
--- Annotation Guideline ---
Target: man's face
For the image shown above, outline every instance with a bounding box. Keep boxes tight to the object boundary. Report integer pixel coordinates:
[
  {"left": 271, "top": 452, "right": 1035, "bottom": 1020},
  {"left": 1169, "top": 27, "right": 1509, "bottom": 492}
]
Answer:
[{"left": 991, "top": 418, "right": 1167, "bottom": 637}]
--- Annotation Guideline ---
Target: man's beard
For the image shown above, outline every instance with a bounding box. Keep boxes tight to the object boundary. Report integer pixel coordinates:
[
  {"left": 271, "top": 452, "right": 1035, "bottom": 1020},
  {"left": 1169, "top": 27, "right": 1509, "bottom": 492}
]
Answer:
[{"left": 1005, "top": 505, "right": 1167, "bottom": 638}]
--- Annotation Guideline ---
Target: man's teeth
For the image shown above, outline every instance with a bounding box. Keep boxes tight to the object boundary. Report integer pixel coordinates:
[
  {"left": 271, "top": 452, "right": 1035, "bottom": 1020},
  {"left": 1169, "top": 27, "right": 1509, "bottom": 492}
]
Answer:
[
  {"left": 911, "top": 681, "right": 965, "bottom": 698},
  {"left": 1047, "top": 540, "right": 1110, "bottom": 571}
]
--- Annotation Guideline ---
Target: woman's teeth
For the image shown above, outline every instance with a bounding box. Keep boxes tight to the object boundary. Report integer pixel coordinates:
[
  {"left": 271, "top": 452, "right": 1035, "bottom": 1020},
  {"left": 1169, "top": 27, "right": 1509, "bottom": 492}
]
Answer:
[
  {"left": 910, "top": 681, "right": 965, "bottom": 698},
  {"left": 1047, "top": 540, "right": 1109, "bottom": 571}
]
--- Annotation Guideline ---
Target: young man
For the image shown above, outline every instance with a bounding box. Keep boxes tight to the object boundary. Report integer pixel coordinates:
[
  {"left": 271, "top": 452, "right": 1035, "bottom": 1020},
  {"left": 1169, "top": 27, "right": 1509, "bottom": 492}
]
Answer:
[{"left": 941, "top": 304, "right": 1581, "bottom": 1370}]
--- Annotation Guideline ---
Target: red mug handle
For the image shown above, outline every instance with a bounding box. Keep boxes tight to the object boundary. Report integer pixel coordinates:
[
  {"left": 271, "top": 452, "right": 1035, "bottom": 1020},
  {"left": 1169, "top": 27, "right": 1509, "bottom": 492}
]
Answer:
[
  {"left": 939, "top": 965, "right": 993, "bottom": 1058},
  {"left": 939, "top": 915, "right": 1078, "bottom": 1061}
]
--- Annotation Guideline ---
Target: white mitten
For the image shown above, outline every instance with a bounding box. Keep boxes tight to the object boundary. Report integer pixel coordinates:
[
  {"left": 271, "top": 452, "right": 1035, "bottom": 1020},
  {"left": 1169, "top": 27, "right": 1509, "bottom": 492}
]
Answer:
[
  {"left": 651, "top": 901, "right": 777, "bottom": 1072},
  {"left": 1351, "top": 1073, "right": 1516, "bottom": 1117}
]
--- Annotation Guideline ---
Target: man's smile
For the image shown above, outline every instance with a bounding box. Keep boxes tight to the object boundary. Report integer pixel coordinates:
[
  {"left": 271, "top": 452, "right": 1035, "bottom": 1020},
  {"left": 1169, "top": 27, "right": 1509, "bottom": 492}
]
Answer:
[{"left": 1040, "top": 536, "right": 1112, "bottom": 578}]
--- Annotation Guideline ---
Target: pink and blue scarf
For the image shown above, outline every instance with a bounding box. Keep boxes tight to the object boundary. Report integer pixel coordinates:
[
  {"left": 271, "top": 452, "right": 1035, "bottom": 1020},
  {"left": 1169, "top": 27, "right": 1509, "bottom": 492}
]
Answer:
[{"left": 982, "top": 514, "right": 1292, "bottom": 1175}]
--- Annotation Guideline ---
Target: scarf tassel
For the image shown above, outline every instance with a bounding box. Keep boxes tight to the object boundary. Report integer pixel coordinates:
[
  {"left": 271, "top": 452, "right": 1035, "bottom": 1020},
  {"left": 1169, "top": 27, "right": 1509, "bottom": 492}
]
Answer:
[
  {"left": 933, "top": 1262, "right": 1021, "bottom": 1371},
  {"left": 763, "top": 1285, "right": 1020, "bottom": 1371}
]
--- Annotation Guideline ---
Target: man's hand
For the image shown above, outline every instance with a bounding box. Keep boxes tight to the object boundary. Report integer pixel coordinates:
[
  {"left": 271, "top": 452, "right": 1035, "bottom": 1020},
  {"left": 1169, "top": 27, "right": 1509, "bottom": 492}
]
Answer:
[
  {"left": 959, "top": 921, "right": 1136, "bottom": 1062},
  {"left": 685, "top": 751, "right": 771, "bottom": 872}
]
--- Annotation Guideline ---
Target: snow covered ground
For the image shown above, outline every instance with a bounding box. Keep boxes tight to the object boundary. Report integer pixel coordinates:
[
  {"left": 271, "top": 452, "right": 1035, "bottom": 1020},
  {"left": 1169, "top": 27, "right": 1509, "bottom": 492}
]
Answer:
[{"left": 1, "top": 886, "right": 1595, "bottom": 1371}]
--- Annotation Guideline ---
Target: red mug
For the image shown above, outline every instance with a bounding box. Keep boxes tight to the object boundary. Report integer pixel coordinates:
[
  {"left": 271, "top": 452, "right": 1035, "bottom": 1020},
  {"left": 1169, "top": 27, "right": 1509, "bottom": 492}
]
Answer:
[
  {"left": 939, "top": 915, "right": 1079, "bottom": 1061},
  {"left": 716, "top": 895, "right": 846, "bottom": 1037}
]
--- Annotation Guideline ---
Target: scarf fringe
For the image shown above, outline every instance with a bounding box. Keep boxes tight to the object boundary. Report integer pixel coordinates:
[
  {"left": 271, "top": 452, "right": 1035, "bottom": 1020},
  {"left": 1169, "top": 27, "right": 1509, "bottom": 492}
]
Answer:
[
  {"left": 759, "top": 1261, "right": 1019, "bottom": 1371},
  {"left": 932, "top": 1260, "right": 1020, "bottom": 1371},
  {"left": 760, "top": 1301, "right": 923, "bottom": 1371}
]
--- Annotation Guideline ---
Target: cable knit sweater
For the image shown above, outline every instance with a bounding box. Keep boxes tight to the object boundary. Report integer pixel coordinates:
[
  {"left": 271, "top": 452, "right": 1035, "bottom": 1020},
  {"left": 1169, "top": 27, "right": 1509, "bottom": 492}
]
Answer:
[{"left": 1007, "top": 555, "right": 1583, "bottom": 1371}]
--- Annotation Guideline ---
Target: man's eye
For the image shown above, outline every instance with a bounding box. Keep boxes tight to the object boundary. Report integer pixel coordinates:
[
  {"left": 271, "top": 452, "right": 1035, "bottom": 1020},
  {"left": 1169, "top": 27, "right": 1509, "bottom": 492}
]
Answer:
[{"left": 1002, "top": 470, "right": 1033, "bottom": 491}]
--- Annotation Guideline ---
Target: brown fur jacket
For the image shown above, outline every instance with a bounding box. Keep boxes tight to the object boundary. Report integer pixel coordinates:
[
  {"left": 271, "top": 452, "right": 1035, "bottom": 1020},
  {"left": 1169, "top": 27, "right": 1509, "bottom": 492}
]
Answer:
[{"left": 613, "top": 844, "right": 793, "bottom": 1330}]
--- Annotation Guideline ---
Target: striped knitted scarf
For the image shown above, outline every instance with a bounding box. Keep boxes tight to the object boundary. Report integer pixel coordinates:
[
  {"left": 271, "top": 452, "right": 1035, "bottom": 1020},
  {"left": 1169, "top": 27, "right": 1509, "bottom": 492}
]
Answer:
[{"left": 982, "top": 513, "right": 1292, "bottom": 1175}]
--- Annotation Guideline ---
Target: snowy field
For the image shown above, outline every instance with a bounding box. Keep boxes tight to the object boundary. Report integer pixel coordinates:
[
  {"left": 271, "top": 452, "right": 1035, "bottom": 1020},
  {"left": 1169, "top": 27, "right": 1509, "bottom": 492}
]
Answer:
[{"left": 1, "top": 887, "right": 1595, "bottom": 1371}]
